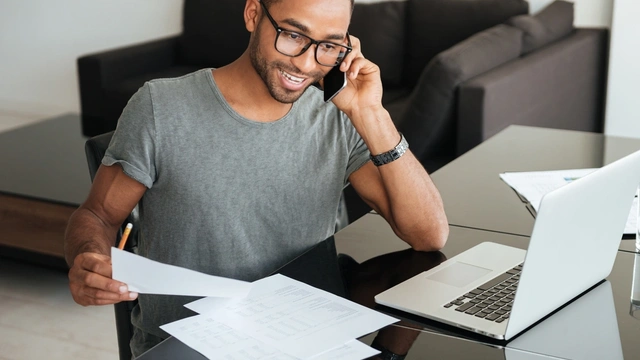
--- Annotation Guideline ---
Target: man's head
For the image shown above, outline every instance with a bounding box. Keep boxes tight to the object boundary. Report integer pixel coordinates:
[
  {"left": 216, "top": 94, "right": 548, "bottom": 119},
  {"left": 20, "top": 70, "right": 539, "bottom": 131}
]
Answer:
[
  {"left": 260, "top": 0, "right": 354, "bottom": 10},
  {"left": 245, "top": 0, "right": 353, "bottom": 104}
]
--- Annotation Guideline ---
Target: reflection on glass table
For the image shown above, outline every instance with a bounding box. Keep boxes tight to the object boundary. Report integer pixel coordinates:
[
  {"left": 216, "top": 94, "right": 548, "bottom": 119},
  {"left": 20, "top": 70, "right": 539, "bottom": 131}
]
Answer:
[{"left": 630, "top": 253, "right": 640, "bottom": 320}]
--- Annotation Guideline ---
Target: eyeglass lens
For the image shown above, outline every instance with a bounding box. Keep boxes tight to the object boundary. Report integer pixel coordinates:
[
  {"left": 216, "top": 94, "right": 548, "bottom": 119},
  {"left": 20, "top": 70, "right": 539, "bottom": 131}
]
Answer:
[{"left": 276, "top": 30, "right": 348, "bottom": 66}]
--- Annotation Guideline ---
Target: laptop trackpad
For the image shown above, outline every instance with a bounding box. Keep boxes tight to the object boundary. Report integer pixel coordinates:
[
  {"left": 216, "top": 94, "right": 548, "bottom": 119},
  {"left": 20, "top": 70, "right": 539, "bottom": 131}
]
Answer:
[{"left": 427, "top": 262, "right": 492, "bottom": 287}]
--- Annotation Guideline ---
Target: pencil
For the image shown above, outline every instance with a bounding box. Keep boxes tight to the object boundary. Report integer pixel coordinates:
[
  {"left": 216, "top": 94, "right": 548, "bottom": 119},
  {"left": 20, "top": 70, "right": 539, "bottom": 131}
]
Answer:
[{"left": 117, "top": 223, "right": 133, "bottom": 250}]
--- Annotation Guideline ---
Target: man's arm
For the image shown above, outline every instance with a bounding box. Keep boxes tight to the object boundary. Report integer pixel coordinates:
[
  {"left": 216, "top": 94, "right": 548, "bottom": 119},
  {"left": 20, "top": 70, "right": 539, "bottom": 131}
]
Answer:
[
  {"left": 332, "top": 36, "right": 449, "bottom": 251},
  {"left": 348, "top": 131, "right": 449, "bottom": 251},
  {"left": 64, "top": 163, "right": 147, "bottom": 306}
]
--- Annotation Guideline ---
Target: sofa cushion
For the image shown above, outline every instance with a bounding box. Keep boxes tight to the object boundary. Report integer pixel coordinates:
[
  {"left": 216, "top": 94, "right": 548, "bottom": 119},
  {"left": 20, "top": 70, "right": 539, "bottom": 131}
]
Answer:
[
  {"left": 350, "top": 1, "right": 406, "bottom": 88},
  {"left": 178, "top": 0, "right": 249, "bottom": 67},
  {"left": 507, "top": 0, "right": 574, "bottom": 54},
  {"left": 400, "top": 24, "right": 523, "bottom": 160},
  {"left": 404, "top": 0, "right": 528, "bottom": 87}
]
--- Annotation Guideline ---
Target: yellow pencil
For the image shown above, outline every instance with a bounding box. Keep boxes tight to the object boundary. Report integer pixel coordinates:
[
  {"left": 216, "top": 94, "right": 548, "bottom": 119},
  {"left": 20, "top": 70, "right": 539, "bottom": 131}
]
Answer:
[{"left": 117, "top": 223, "right": 133, "bottom": 250}]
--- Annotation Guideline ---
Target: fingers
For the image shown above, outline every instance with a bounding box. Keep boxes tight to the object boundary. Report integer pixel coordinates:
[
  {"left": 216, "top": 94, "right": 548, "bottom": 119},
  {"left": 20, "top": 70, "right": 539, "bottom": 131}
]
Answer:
[
  {"left": 340, "top": 34, "right": 362, "bottom": 72},
  {"left": 339, "top": 35, "right": 377, "bottom": 80},
  {"left": 68, "top": 252, "right": 138, "bottom": 306}
]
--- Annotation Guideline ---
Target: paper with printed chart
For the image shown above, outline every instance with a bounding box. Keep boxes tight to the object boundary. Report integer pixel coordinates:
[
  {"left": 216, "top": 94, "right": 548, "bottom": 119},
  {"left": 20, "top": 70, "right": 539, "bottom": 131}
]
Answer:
[
  {"left": 162, "top": 274, "right": 397, "bottom": 359},
  {"left": 111, "top": 247, "right": 251, "bottom": 298},
  {"left": 500, "top": 169, "right": 638, "bottom": 235}
]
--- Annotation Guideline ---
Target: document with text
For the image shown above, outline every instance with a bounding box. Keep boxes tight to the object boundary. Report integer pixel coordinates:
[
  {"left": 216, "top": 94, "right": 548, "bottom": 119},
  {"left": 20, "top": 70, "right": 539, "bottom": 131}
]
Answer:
[
  {"left": 162, "top": 274, "right": 397, "bottom": 359},
  {"left": 111, "top": 248, "right": 251, "bottom": 298},
  {"left": 500, "top": 169, "right": 638, "bottom": 235}
]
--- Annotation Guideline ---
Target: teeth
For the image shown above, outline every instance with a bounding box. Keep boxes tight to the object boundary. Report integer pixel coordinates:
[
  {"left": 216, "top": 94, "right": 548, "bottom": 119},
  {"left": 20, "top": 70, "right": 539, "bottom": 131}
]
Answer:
[{"left": 281, "top": 70, "right": 304, "bottom": 84}]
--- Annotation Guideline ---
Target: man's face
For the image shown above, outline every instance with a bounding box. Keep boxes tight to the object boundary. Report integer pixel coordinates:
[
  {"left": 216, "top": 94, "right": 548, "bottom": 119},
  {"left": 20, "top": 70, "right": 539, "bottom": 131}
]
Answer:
[{"left": 249, "top": 0, "right": 351, "bottom": 104}]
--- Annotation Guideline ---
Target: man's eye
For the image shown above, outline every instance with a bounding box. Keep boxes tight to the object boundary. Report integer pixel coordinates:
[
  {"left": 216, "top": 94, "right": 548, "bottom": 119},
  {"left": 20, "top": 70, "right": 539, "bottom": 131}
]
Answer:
[
  {"left": 320, "top": 43, "right": 337, "bottom": 51},
  {"left": 284, "top": 31, "right": 302, "bottom": 41}
]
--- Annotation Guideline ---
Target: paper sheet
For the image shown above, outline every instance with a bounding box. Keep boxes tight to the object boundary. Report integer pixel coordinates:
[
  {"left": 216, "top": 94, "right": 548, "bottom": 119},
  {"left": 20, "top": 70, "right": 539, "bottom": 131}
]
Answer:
[
  {"left": 111, "top": 248, "right": 251, "bottom": 298},
  {"left": 160, "top": 314, "right": 378, "bottom": 360},
  {"left": 499, "top": 169, "right": 638, "bottom": 234},
  {"left": 165, "top": 274, "right": 396, "bottom": 359}
]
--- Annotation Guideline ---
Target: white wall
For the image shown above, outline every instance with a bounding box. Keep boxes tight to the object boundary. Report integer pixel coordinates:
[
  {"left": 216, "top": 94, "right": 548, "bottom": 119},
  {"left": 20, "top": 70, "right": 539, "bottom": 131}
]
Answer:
[
  {"left": 527, "top": 0, "right": 613, "bottom": 27},
  {"left": 604, "top": 0, "right": 640, "bottom": 139},
  {"left": 0, "top": 0, "right": 182, "bottom": 119}
]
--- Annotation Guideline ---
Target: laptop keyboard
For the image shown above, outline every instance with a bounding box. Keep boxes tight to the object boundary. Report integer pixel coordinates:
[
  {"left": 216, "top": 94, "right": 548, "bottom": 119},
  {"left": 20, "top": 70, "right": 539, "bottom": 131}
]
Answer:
[{"left": 443, "top": 263, "right": 523, "bottom": 323}]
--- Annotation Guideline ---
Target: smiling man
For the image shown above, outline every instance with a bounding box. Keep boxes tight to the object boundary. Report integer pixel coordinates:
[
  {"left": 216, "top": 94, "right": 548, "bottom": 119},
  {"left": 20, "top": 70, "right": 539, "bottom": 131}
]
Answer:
[{"left": 64, "top": 0, "right": 449, "bottom": 356}]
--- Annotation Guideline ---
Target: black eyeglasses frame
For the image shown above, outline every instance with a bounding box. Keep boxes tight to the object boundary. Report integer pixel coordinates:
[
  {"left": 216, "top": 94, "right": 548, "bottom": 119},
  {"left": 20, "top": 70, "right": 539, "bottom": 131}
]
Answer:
[{"left": 259, "top": 1, "right": 353, "bottom": 67}]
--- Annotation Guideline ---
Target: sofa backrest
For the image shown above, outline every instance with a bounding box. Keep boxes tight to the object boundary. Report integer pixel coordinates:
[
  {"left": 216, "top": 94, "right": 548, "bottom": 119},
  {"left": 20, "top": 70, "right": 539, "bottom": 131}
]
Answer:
[
  {"left": 404, "top": 0, "right": 529, "bottom": 87},
  {"left": 179, "top": 0, "right": 250, "bottom": 68},
  {"left": 401, "top": 23, "right": 524, "bottom": 160},
  {"left": 350, "top": 1, "right": 407, "bottom": 89}
]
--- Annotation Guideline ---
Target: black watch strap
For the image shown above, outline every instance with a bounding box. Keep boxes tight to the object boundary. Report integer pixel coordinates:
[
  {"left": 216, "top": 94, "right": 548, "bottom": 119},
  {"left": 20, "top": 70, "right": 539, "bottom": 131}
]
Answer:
[
  {"left": 371, "top": 339, "right": 406, "bottom": 360},
  {"left": 370, "top": 133, "right": 409, "bottom": 167}
]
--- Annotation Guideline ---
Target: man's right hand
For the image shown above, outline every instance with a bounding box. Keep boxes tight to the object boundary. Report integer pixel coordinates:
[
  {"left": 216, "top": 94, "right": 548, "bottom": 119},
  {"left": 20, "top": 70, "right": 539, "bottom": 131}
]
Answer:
[{"left": 68, "top": 252, "right": 138, "bottom": 306}]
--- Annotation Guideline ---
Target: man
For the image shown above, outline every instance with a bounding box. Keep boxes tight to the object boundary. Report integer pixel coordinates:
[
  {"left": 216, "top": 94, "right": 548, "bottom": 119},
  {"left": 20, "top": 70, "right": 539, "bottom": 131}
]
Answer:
[{"left": 65, "top": 0, "right": 449, "bottom": 356}]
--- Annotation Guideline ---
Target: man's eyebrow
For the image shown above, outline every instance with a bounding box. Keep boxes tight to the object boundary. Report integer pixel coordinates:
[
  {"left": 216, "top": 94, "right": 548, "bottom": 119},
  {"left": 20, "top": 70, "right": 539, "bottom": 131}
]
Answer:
[{"left": 281, "top": 18, "right": 346, "bottom": 41}]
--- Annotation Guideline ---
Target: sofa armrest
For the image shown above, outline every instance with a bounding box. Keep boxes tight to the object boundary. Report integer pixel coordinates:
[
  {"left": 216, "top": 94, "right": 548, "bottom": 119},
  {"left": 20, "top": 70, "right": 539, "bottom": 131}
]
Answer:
[
  {"left": 456, "top": 28, "right": 608, "bottom": 155},
  {"left": 77, "top": 36, "right": 180, "bottom": 136}
]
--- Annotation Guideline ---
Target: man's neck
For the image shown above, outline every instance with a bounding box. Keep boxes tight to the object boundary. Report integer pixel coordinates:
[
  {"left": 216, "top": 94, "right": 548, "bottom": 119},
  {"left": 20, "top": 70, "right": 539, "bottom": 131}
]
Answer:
[{"left": 212, "top": 55, "right": 293, "bottom": 122}]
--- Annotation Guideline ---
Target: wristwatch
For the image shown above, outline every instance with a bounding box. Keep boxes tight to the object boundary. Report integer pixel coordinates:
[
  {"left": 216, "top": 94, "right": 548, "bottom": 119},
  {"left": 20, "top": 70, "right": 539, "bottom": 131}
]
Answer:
[
  {"left": 371, "top": 339, "right": 406, "bottom": 360},
  {"left": 370, "top": 133, "right": 409, "bottom": 167}
]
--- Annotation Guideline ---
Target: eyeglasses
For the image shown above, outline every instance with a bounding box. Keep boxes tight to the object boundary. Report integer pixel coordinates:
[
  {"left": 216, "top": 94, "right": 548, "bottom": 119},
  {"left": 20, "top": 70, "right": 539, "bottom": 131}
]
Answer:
[{"left": 259, "top": 1, "right": 352, "bottom": 67}]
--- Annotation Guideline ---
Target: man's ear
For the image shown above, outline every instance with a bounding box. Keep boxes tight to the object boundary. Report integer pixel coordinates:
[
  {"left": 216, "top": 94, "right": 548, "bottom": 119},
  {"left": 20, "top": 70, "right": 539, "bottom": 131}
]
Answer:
[{"left": 244, "top": 0, "right": 260, "bottom": 33}]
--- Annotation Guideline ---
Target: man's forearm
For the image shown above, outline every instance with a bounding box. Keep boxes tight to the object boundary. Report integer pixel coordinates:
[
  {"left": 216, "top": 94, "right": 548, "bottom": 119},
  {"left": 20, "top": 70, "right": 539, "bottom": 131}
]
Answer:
[
  {"left": 64, "top": 207, "right": 119, "bottom": 267},
  {"left": 351, "top": 106, "right": 449, "bottom": 250},
  {"left": 378, "top": 152, "right": 449, "bottom": 249}
]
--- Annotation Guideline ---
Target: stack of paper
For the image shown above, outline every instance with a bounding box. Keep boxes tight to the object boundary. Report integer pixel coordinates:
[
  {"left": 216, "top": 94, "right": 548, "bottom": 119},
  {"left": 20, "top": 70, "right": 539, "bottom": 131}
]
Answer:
[
  {"left": 111, "top": 248, "right": 397, "bottom": 359},
  {"left": 499, "top": 169, "right": 638, "bottom": 235},
  {"left": 163, "top": 274, "right": 397, "bottom": 359}
]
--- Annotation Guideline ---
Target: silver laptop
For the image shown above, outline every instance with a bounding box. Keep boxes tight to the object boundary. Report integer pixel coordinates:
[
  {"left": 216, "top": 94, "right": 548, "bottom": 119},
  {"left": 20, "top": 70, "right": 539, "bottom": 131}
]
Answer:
[{"left": 375, "top": 149, "right": 640, "bottom": 340}]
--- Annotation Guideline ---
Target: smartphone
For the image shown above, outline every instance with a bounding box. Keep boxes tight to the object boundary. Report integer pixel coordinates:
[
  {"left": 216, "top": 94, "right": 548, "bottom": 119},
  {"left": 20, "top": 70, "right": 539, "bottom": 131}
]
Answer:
[{"left": 321, "top": 65, "right": 347, "bottom": 103}]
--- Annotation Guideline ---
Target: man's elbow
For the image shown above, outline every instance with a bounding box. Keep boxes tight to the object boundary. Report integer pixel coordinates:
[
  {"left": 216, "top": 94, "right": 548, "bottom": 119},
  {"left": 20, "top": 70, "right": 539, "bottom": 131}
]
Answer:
[
  {"left": 415, "top": 224, "right": 449, "bottom": 251},
  {"left": 400, "top": 221, "right": 449, "bottom": 252}
]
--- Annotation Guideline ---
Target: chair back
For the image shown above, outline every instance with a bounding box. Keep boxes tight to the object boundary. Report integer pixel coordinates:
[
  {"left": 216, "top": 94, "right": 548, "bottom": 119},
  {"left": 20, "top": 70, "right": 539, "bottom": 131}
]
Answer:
[{"left": 85, "top": 130, "right": 139, "bottom": 360}]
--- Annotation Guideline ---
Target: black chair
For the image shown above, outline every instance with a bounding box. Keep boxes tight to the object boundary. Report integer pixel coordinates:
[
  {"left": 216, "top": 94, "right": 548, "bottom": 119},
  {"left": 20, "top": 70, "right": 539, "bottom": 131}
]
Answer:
[{"left": 85, "top": 130, "right": 138, "bottom": 360}]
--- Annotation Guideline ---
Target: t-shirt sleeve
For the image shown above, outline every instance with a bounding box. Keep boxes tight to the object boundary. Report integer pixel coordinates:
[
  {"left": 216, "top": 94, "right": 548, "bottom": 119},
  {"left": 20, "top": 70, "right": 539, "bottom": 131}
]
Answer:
[
  {"left": 102, "top": 83, "right": 157, "bottom": 189},
  {"left": 342, "top": 112, "right": 371, "bottom": 185}
]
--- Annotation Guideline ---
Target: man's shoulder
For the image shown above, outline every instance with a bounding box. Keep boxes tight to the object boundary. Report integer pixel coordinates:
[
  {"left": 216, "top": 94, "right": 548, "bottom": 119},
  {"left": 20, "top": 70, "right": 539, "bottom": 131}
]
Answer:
[{"left": 144, "top": 68, "right": 213, "bottom": 93}]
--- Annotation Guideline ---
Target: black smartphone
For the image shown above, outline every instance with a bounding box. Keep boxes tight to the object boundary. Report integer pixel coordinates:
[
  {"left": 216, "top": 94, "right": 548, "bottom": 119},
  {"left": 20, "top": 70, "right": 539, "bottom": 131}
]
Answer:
[{"left": 322, "top": 65, "right": 347, "bottom": 103}]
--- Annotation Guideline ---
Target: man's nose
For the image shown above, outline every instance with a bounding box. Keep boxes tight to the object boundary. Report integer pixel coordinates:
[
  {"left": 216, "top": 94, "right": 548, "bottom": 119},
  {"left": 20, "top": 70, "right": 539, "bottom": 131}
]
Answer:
[{"left": 290, "top": 45, "right": 318, "bottom": 74}]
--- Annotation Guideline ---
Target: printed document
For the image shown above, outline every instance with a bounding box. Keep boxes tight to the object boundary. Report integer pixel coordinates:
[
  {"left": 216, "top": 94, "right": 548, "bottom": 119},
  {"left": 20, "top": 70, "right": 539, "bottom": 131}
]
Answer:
[
  {"left": 111, "top": 247, "right": 251, "bottom": 298},
  {"left": 162, "top": 274, "right": 397, "bottom": 359},
  {"left": 500, "top": 169, "right": 637, "bottom": 234}
]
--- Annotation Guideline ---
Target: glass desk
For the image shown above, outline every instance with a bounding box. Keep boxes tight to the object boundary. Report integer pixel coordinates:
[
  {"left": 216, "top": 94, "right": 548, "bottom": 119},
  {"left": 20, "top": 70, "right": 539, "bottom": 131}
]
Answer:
[
  {"left": 138, "top": 125, "right": 640, "bottom": 359},
  {"left": 139, "top": 215, "right": 640, "bottom": 359},
  {"left": 430, "top": 125, "right": 640, "bottom": 242}
]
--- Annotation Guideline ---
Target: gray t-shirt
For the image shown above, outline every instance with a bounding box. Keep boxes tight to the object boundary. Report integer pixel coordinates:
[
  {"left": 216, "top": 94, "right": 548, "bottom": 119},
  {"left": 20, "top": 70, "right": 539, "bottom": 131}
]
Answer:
[{"left": 103, "top": 68, "right": 370, "bottom": 355}]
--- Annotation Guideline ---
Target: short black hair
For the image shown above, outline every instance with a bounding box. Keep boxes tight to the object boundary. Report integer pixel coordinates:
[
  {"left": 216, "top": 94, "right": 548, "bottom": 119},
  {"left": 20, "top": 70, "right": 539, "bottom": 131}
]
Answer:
[{"left": 261, "top": 0, "right": 354, "bottom": 12}]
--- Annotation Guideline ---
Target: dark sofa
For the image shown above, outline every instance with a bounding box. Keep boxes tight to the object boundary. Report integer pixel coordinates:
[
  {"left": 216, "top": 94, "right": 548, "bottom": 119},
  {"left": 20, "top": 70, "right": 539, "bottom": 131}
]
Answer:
[
  {"left": 77, "top": 0, "right": 608, "bottom": 221},
  {"left": 78, "top": 0, "right": 607, "bottom": 171}
]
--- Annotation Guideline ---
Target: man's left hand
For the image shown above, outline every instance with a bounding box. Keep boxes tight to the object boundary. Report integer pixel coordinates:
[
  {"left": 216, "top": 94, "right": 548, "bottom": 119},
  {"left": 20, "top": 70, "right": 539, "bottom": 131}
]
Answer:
[{"left": 330, "top": 35, "right": 384, "bottom": 122}]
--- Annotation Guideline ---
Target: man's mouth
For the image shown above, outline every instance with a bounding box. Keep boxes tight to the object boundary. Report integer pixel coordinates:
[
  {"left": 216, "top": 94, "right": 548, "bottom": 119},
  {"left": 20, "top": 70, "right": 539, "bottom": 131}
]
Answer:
[{"left": 280, "top": 70, "right": 306, "bottom": 86}]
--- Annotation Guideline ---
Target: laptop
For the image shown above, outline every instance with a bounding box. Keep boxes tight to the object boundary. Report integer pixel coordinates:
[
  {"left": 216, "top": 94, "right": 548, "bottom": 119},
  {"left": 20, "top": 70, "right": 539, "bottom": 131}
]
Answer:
[{"left": 375, "top": 149, "right": 640, "bottom": 340}]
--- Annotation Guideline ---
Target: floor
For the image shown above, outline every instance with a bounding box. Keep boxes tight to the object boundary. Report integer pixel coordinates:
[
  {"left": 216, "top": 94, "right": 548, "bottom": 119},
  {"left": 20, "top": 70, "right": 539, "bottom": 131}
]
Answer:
[
  {"left": 0, "top": 258, "right": 119, "bottom": 360},
  {"left": 0, "top": 111, "right": 118, "bottom": 359}
]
